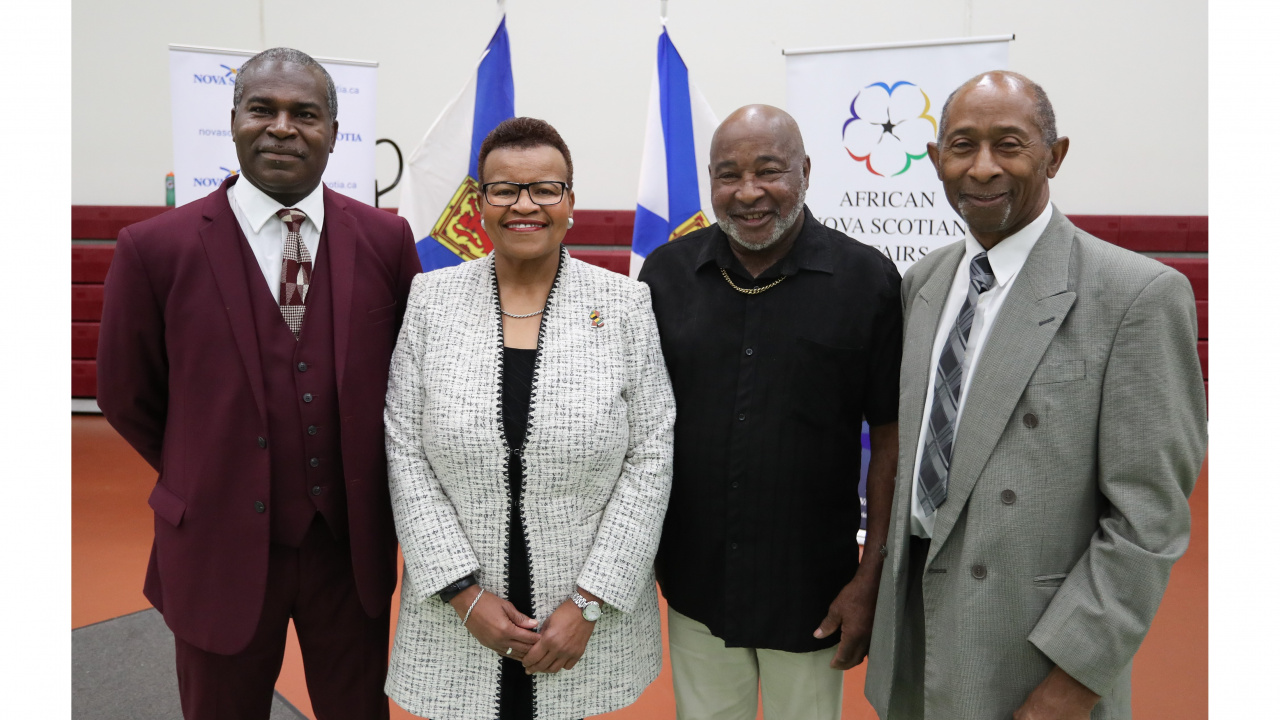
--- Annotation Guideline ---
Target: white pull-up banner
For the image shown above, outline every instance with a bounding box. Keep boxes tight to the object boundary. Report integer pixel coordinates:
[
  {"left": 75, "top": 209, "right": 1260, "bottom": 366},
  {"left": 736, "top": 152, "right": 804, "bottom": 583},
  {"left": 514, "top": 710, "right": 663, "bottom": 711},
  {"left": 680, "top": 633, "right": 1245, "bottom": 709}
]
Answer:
[
  {"left": 785, "top": 35, "right": 1012, "bottom": 274},
  {"left": 169, "top": 45, "right": 378, "bottom": 207}
]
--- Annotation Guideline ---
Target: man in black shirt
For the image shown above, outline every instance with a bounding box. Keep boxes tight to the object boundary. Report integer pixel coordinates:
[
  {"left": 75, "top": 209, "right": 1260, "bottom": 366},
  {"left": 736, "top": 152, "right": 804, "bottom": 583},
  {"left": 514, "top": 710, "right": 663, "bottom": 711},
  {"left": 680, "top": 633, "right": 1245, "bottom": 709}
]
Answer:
[{"left": 639, "top": 105, "right": 902, "bottom": 719}]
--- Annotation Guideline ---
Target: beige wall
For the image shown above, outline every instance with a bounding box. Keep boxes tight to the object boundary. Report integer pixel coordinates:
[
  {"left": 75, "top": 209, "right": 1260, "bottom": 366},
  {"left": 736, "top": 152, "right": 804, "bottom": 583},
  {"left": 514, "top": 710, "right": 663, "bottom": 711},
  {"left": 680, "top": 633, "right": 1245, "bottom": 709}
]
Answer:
[{"left": 73, "top": 0, "right": 1206, "bottom": 214}]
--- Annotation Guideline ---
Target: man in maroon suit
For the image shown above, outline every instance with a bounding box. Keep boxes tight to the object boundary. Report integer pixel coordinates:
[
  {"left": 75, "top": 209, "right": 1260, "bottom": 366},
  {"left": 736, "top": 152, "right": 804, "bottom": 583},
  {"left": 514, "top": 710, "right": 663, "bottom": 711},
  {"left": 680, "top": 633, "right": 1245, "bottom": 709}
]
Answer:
[{"left": 98, "top": 47, "right": 421, "bottom": 719}]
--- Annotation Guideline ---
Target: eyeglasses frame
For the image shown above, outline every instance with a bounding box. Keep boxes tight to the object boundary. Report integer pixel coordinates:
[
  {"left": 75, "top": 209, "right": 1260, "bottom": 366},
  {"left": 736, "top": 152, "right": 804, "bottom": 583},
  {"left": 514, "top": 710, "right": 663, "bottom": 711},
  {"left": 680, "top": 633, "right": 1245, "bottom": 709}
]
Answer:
[{"left": 480, "top": 180, "right": 571, "bottom": 207}]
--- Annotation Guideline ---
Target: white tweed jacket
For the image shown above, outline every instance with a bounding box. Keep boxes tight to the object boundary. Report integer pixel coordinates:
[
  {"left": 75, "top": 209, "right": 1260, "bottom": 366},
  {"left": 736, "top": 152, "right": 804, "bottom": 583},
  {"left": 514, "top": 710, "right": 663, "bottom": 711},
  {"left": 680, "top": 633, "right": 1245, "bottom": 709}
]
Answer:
[{"left": 383, "top": 247, "right": 676, "bottom": 720}]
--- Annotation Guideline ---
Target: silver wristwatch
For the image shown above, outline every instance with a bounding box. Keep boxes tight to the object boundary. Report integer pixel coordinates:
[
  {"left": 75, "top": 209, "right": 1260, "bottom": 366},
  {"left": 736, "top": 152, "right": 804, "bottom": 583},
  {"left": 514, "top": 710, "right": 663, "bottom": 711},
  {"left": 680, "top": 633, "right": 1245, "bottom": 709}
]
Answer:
[{"left": 570, "top": 591, "right": 602, "bottom": 622}]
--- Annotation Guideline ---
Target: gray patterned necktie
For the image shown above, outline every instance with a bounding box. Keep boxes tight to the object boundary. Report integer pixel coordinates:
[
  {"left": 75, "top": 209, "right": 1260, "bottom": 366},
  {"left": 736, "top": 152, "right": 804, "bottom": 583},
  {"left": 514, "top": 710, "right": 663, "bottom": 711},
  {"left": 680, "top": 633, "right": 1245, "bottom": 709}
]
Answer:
[{"left": 917, "top": 252, "right": 995, "bottom": 515}]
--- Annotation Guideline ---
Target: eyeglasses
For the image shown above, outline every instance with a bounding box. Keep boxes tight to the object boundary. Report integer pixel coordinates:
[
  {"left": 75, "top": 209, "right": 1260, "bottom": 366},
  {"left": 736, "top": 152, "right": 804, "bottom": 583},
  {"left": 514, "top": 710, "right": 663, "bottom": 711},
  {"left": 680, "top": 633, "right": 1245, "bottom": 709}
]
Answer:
[{"left": 481, "top": 181, "right": 569, "bottom": 207}]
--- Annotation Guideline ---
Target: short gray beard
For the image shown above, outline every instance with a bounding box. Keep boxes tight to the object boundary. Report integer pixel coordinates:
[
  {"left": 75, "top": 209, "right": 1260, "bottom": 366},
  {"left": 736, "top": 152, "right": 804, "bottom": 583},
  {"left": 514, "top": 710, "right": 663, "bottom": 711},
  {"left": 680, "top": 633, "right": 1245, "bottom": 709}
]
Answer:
[
  {"left": 718, "top": 185, "right": 807, "bottom": 253},
  {"left": 958, "top": 195, "right": 1013, "bottom": 234}
]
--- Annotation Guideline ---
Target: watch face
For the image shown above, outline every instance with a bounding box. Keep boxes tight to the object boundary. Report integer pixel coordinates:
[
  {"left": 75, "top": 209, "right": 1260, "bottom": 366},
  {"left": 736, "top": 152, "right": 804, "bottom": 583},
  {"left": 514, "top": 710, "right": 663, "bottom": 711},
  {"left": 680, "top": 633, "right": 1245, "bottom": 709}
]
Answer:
[{"left": 583, "top": 602, "right": 602, "bottom": 622}]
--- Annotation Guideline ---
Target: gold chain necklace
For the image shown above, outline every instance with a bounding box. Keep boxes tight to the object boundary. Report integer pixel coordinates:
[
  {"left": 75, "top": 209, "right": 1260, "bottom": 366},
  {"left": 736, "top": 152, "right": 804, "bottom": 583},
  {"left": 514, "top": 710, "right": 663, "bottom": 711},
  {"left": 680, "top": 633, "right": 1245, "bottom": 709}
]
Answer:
[{"left": 720, "top": 267, "right": 788, "bottom": 295}]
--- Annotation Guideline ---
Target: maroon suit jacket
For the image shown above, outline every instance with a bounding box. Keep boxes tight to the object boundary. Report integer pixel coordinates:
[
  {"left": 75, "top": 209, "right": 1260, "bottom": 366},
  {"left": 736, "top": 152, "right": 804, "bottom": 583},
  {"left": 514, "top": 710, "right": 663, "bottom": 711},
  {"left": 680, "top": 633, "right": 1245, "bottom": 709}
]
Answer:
[{"left": 97, "top": 176, "right": 422, "bottom": 654}]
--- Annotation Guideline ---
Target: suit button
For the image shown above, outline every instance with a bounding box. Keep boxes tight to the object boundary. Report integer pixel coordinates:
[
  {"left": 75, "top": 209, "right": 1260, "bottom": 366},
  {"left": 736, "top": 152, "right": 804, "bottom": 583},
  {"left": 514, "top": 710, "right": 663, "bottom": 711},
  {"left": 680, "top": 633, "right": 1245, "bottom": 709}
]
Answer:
[
  {"left": 303, "top": 393, "right": 313, "bottom": 403},
  {"left": 737, "top": 413, "right": 746, "bottom": 421},
  {"left": 730, "top": 542, "right": 739, "bottom": 551},
  {"left": 309, "top": 457, "right": 320, "bottom": 467},
  {"left": 971, "top": 564, "right": 987, "bottom": 579},
  {"left": 297, "top": 362, "right": 308, "bottom": 372},
  {"left": 254, "top": 501, "right": 265, "bottom": 513},
  {"left": 308, "top": 425, "right": 318, "bottom": 436},
  {"left": 730, "top": 481, "right": 739, "bottom": 489},
  {"left": 257, "top": 436, "right": 266, "bottom": 448},
  {"left": 1001, "top": 489, "right": 1017, "bottom": 505},
  {"left": 311, "top": 485, "right": 322, "bottom": 496},
  {"left": 744, "top": 348, "right": 754, "bottom": 356},
  {"left": 1023, "top": 413, "right": 1039, "bottom": 428}
]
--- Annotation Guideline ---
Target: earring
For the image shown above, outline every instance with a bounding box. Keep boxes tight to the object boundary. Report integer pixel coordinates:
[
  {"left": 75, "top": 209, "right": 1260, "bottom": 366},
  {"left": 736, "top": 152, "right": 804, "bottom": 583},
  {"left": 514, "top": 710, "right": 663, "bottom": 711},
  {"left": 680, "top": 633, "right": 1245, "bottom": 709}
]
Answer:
[
  {"left": 567, "top": 217, "right": 574, "bottom": 230},
  {"left": 480, "top": 218, "right": 486, "bottom": 230}
]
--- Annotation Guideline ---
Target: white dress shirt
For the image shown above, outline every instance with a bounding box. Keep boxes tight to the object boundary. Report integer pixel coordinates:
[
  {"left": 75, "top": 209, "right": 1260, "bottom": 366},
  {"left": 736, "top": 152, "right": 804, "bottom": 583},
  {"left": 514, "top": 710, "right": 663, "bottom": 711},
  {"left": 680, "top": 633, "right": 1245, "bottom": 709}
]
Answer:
[
  {"left": 909, "top": 201, "right": 1054, "bottom": 538},
  {"left": 227, "top": 177, "right": 325, "bottom": 304}
]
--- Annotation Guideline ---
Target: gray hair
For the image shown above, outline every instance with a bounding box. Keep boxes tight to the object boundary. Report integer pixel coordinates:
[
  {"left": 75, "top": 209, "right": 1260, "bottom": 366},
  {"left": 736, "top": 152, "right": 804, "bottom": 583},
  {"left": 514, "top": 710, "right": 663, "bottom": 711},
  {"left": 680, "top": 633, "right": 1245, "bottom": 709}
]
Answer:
[
  {"left": 233, "top": 47, "right": 338, "bottom": 120},
  {"left": 937, "top": 71, "right": 1056, "bottom": 146}
]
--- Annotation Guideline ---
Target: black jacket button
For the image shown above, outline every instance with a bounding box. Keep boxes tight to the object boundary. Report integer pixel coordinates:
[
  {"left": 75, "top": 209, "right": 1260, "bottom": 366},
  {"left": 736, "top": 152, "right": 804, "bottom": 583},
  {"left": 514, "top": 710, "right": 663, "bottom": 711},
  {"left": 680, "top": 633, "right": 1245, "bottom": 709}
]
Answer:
[
  {"left": 1023, "top": 413, "right": 1039, "bottom": 428},
  {"left": 971, "top": 564, "right": 987, "bottom": 579},
  {"left": 254, "top": 501, "right": 265, "bottom": 513},
  {"left": 1001, "top": 489, "right": 1017, "bottom": 505}
]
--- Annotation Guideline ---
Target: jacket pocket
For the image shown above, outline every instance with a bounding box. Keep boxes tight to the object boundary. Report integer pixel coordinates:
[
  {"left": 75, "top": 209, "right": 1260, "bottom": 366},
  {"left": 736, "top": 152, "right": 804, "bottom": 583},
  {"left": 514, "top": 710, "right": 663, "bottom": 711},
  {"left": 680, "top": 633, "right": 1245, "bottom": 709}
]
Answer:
[
  {"left": 367, "top": 301, "right": 398, "bottom": 325},
  {"left": 148, "top": 482, "right": 186, "bottom": 528},
  {"left": 1032, "top": 572, "right": 1068, "bottom": 587},
  {"left": 1028, "top": 360, "right": 1086, "bottom": 385}
]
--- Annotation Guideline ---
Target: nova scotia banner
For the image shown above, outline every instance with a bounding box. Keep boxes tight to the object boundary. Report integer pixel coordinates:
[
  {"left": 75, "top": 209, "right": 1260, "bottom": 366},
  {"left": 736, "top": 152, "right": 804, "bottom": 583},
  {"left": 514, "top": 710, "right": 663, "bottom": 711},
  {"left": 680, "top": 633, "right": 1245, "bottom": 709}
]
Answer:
[
  {"left": 785, "top": 36, "right": 1011, "bottom": 275},
  {"left": 629, "top": 27, "right": 718, "bottom": 278},
  {"left": 168, "top": 45, "right": 378, "bottom": 207},
  {"left": 397, "top": 16, "right": 515, "bottom": 272}
]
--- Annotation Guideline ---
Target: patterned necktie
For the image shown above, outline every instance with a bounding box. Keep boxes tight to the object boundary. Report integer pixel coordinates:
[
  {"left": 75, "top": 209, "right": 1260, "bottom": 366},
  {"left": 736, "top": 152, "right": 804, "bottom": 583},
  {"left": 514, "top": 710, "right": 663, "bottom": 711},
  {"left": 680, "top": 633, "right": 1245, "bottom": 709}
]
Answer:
[
  {"left": 276, "top": 208, "right": 312, "bottom": 339},
  {"left": 917, "top": 252, "right": 995, "bottom": 515}
]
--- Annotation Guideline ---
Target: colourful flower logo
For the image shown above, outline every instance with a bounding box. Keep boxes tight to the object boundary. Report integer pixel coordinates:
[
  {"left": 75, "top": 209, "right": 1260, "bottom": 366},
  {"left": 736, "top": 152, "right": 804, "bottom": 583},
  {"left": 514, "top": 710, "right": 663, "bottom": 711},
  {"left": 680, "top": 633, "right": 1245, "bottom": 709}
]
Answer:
[
  {"left": 842, "top": 82, "right": 938, "bottom": 177},
  {"left": 220, "top": 64, "right": 238, "bottom": 79}
]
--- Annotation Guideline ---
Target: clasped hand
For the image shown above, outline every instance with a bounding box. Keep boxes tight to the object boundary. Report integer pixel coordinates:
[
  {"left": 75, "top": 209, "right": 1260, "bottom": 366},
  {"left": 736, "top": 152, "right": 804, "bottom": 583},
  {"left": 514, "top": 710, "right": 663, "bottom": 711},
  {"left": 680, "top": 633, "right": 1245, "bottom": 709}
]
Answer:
[{"left": 451, "top": 588, "right": 596, "bottom": 674}]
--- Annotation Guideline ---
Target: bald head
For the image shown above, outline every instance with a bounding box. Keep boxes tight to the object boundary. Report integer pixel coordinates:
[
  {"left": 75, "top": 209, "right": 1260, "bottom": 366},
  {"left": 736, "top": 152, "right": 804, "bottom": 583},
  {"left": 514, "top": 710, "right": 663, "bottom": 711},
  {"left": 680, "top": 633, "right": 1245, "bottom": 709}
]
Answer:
[
  {"left": 712, "top": 105, "right": 806, "bottom": 165},
  {"left": 938, "top": 71, "right": 1057, "bottom": 146},
  {"left": 708, "top": 104, "right": 812, "bottom": 255}
]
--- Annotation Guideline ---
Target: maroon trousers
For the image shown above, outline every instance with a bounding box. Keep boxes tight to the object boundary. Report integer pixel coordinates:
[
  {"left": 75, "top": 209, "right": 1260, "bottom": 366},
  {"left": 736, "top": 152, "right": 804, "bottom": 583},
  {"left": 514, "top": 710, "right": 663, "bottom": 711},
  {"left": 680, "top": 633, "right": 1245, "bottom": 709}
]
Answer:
[{"left": 173, "top": 518, "right": 390, "bottom": 720}]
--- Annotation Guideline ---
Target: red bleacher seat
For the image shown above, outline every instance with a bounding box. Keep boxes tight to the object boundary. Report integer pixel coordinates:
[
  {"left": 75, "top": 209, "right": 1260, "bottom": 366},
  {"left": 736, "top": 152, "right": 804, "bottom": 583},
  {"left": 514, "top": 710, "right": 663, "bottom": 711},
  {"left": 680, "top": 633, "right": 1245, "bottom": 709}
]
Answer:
[
  {"left": 567, "top": 248, "right": 630, "bottom": 276},
  {"left": 1196, "top": 300, "right": 1207, "bottom": 340},
  {"left": 72, "top": 360, "right": 97, "bottom": 398},
  {"left": 72, "top": 322, "right": 100, "bottom": 360},
  {"left": 72, "top": 285, "right": 105, "bottom": 322},
  {"left": 71, "top": 244, "right": 115, "bottom": 283},
  {"left": 1156, "top": 258, "right": 1207, "bottom": 300}
]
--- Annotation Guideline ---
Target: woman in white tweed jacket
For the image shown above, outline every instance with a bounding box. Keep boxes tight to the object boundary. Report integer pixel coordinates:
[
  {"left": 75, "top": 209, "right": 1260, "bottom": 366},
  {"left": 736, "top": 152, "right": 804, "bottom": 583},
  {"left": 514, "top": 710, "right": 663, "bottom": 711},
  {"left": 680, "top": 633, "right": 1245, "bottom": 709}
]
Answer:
[{"left": 383, "top": 118, "right": 676, "bottom": 720}]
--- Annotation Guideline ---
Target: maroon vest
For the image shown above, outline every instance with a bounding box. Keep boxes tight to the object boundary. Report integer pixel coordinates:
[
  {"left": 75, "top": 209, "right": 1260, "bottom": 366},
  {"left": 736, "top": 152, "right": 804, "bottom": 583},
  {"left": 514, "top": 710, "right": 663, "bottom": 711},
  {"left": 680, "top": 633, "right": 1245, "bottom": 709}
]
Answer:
[{"left": 240, "top": 227, "right": 349, "bottom": 547}]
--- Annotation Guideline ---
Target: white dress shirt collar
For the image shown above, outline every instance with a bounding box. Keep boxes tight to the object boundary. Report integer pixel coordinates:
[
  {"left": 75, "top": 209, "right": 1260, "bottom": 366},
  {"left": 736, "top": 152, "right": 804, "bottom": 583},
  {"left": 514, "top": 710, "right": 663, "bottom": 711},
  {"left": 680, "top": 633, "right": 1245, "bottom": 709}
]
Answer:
[
  {"left": 961, "top": 200, "right": 1054, "bottom": 291},
  {"left": 232, "top": 175, "right": 326, "bottom": 235}
]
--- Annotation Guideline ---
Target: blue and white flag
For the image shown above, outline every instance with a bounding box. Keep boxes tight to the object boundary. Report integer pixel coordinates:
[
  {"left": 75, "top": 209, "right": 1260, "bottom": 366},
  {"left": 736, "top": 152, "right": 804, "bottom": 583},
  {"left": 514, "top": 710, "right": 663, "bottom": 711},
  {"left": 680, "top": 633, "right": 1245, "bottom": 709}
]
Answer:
[
  {"left": 630, "top": 27, "right": 719, "bottom": 278},
  {"left": 398, "top": 15, "right": 515, "bottom": 272}
]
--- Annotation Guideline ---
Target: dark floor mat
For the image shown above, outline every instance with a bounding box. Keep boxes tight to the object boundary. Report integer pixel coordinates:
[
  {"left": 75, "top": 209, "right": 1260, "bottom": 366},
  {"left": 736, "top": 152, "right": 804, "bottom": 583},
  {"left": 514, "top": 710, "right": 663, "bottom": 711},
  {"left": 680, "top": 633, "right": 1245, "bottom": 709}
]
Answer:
[{"left": 72, "top": 609, "right": 307, "bottom": 719}]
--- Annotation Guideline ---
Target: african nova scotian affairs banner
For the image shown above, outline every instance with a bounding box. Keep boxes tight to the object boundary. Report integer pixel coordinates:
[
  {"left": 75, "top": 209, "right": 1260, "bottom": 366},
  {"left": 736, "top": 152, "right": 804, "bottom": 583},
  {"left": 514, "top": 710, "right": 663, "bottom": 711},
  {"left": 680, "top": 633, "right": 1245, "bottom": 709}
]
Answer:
[
  {"left": 785, "top": 36, "right": 1011, "bottom": 275},
  {"left": 168, "top": 45, "right": 378, "bottom": 207}
]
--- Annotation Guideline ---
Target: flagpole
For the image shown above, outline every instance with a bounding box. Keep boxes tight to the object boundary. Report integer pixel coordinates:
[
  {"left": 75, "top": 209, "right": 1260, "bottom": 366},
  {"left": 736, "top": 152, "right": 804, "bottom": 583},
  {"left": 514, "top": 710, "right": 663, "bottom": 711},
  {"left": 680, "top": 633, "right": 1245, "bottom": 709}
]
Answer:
[{"left": 660, "top": 0, "right": 668, "bottom": 25}]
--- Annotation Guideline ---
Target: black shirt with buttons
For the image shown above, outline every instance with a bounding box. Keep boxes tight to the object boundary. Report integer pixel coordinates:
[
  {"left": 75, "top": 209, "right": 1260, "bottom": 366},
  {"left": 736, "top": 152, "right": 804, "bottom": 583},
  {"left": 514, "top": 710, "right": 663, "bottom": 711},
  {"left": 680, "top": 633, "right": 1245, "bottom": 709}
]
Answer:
[{"left": 639, "top": 207, "right": 902, "bottom": 652}]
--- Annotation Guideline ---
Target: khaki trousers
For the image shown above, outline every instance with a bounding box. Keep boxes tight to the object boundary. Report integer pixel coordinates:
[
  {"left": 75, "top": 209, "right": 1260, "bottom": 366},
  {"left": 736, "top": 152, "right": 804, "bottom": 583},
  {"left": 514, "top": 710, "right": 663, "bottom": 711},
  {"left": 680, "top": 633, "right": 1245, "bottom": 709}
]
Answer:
[{"left": 667, "top": 608, "right": 843, "bottom": 720}]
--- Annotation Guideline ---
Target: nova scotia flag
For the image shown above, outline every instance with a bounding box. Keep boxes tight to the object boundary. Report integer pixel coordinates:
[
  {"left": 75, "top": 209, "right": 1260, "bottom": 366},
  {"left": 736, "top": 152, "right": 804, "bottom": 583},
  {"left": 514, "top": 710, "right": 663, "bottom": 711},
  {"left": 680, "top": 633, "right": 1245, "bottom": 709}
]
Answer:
[
  {"left": 630, "top": 28, "right": 719, "bottom": 278},
  {"left": 398, "top": 15, "right": 515, "bottom": 272}
]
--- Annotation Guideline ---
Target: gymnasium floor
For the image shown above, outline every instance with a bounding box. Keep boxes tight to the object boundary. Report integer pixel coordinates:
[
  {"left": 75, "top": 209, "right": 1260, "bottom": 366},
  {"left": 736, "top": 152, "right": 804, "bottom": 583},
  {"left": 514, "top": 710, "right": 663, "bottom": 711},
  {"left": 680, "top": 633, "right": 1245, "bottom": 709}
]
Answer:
[{"left": 72, "top": 413, "right": 1208, "bottom": 718}]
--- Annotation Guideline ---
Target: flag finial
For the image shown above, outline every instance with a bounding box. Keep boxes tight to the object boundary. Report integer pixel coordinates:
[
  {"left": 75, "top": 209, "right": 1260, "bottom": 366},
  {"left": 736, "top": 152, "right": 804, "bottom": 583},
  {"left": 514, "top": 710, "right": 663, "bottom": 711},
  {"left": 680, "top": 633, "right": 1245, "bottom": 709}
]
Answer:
[{"left": 660, "top": 0, "right": 668, "bottom": 25}]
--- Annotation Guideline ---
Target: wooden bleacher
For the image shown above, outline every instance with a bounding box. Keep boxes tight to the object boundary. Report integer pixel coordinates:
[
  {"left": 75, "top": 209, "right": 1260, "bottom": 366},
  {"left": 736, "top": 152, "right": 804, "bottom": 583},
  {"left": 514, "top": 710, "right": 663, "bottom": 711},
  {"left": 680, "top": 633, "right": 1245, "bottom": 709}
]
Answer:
[{"left": 71, "top": 208, "right": 1208, "bottom": 405}]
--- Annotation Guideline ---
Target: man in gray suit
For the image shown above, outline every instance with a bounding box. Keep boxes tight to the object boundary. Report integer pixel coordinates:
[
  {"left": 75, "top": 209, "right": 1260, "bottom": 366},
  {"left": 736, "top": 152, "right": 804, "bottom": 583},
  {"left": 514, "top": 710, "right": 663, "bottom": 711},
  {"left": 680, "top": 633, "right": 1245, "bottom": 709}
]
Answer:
[{"left": 863, "top": 71, "right": 1207, "bottom": 720}]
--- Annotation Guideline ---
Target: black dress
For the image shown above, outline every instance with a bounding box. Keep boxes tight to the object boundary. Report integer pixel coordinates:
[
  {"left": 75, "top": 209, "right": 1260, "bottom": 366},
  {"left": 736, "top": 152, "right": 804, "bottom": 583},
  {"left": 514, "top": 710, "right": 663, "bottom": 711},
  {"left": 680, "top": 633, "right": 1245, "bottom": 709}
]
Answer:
[{"left": 499, "top": 346, "right": 537, "bottom": 719}]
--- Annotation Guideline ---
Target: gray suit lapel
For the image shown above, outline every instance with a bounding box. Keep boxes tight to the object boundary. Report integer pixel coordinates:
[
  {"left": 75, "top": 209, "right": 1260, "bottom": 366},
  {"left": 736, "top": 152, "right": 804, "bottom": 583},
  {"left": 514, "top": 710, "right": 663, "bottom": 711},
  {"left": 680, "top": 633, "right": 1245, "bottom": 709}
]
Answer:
[
  {"left": 928, "top": 208, "right": 1078, "bottom": 557},
  {"left": 889, "top": 242, "right": 964, "bottom": 580}
]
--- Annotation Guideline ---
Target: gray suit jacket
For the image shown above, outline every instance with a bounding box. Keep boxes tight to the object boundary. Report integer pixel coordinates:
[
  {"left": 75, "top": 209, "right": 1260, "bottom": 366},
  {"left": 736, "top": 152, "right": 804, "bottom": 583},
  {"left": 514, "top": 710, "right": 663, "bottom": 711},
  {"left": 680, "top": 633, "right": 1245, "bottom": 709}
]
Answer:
[{"left": 864, "top": 208, "right": 1206, "bottom": 720}]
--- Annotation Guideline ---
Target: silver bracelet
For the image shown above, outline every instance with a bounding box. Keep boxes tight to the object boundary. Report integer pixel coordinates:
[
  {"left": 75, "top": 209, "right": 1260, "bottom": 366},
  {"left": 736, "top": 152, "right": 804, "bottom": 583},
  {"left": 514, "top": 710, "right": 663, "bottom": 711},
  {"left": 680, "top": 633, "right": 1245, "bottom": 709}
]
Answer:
[{"left": 462, "top": 587, "right": 485, "bottom": 626}]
